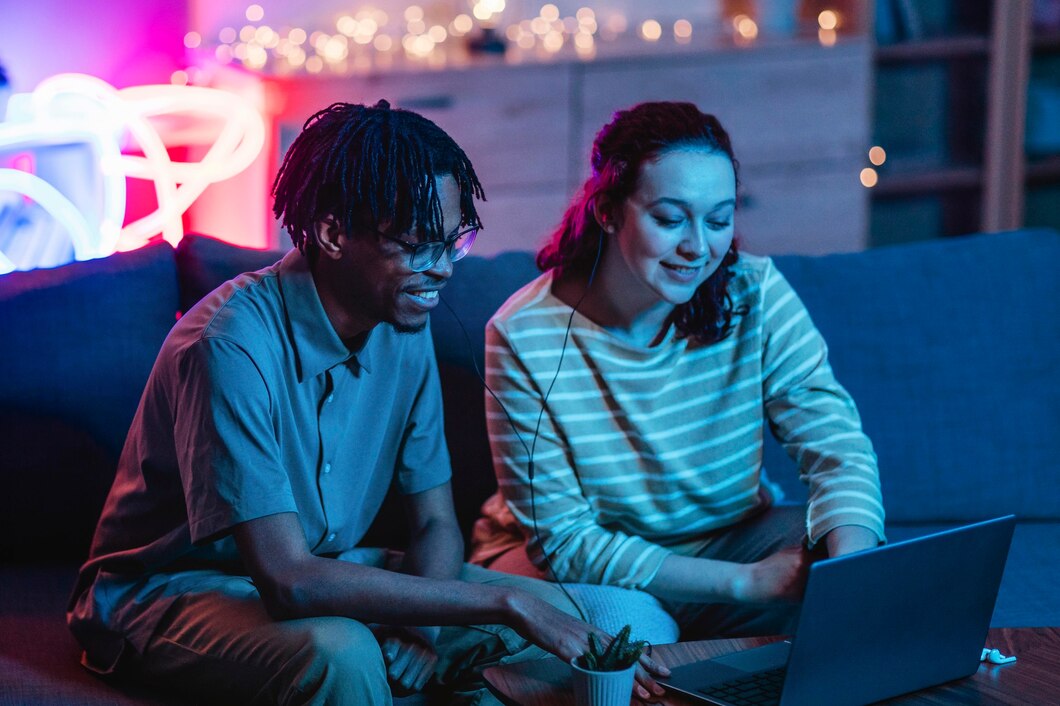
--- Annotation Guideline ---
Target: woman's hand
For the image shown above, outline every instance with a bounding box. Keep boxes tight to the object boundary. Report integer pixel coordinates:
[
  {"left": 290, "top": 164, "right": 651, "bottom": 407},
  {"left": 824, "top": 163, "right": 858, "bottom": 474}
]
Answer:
[{"left": 729, "top": 545, "right": 810, "bottom": 604}]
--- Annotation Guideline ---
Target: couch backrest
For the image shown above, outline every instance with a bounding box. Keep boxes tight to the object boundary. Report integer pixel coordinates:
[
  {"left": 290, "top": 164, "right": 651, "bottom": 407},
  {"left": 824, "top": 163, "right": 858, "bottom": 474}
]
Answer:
[
  {"left": 428, "top": 253, "right": 544, "bottom": 535},
  {"left": 433, "top": 229, "right": 1060, "bottom": 526},
  {"left": 5, "top": 228, "right": 1053, "bottom": 564},
  {"left": 765, "top": 228, "right": 1059, "bottom": 522},
  {"left": 0, "top": 241, "right": 180, "bottom": 560}
]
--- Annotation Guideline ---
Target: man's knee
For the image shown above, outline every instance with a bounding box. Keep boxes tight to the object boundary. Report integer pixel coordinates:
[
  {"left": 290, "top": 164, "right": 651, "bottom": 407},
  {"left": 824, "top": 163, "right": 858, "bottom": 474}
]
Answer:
[{"left": 283, "top": 618, "right": 390, "bottom": 705}]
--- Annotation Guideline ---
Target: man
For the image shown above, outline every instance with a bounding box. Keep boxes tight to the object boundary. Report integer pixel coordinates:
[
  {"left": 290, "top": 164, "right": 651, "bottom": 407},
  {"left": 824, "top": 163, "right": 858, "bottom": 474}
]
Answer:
[{"left": 68, "top": 101, "right": 665, "bottom": 704}]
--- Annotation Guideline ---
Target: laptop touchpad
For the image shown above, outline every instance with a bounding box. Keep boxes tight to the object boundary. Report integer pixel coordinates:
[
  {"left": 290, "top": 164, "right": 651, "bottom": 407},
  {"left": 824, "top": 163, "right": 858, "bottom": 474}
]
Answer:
[
  {"left": 713, "top": 641, "right": 791, "bottom": 672},
  {"left": 667, "top": 660, "right": 748, "bottom": 688}
]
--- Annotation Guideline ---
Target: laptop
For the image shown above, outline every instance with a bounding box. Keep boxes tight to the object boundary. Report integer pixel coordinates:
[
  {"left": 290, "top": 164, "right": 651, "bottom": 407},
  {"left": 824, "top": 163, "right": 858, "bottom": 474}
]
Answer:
[{"left": 661, "top": 515, "right": 1016, "bottom": 706}]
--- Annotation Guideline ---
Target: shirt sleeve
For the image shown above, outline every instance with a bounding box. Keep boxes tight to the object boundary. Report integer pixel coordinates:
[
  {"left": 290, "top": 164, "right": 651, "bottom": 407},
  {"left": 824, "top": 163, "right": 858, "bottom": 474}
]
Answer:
[
  {"left": 485, "top": 318, "right": 671, "bottom": 589},
  {"left": 173, "top": 336, "right": 298, "bottom": 544},
  {"left": 394, "top": 328, "right": 453, "bottom": 495},
  {"left": 759, "top": 259, "right": 886, "bottom": 546}
]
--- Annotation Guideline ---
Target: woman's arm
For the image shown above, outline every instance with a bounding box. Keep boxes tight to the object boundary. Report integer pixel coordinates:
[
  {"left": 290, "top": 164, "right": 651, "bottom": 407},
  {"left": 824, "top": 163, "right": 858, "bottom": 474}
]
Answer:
[
  {"left": 647, "top": 546, "right": 810, "bottom": 604},
  {"left": 825, "top": 524, "right": 879, "bottom": 556},
  {"left": 484, "top": 316, "right": 672, "bottom": 589},
  {"left": 759, "top": 260, "right": 886, "bottom": 551},
  {"left": 485, "top": 296, "right": 817, "bottom": 609}
]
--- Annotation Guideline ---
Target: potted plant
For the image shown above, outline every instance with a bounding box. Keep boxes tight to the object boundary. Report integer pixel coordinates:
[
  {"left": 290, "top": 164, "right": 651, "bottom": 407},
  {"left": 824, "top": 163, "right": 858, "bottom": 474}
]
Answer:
[{"left": 570, "top": 624, "right": 650, "bottom": 706}]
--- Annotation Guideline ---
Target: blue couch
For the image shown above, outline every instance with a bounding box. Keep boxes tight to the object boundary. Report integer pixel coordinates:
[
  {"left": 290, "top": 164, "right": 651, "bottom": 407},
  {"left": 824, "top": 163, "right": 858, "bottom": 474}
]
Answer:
[{"left": 1, "top": 229, "right": 1057, "bottom": 704}]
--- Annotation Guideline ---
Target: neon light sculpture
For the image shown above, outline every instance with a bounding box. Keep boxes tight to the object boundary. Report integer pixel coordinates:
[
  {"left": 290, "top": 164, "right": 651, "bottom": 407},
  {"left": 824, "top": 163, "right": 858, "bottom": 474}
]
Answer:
[{"left": 0, "top": 73, "right": 265, "bottom": 273}]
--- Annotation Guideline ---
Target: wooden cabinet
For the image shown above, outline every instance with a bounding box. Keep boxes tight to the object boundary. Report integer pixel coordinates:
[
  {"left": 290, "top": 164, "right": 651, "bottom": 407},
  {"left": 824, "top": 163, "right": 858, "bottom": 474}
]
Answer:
[
  {"left": 259, "top": 38, "right": 873, "bottom": 256},
  {"left": 574, "top": 41, "right": 871, "bottom": 255}
]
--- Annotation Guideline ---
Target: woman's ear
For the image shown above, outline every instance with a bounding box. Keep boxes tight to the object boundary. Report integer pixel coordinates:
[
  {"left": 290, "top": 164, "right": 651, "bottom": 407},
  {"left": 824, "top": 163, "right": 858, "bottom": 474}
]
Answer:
[
  {"left": 591, "top": 195, "right": 618, "bottom": 234},
  {"left": 312, "top": 216, "right": 344, "bottom": 259}
]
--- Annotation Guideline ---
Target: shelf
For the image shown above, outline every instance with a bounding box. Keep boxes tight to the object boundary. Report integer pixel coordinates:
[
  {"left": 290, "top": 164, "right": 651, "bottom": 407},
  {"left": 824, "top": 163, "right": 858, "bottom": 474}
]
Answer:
[
  {"left": 1033, "top": 31, "right": 1060, "bottom": 53},
  {"left": 1026, "top": 155, "right": 1060, "bottom": 185},
  {"left": 872, "top": 165, "right": 982, "bottom": 197},
  {"left": 872, "top": 155, "right": 1060, "bottom": 198},
  {"left": 875, "top": 35, "right": 990, "bottom": 63}
]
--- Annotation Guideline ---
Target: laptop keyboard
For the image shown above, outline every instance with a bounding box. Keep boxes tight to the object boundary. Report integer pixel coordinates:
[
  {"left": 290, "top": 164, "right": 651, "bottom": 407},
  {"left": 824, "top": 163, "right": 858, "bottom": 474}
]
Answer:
[{"left": 697, "top": 666, "right": 785, "bottom": 706}]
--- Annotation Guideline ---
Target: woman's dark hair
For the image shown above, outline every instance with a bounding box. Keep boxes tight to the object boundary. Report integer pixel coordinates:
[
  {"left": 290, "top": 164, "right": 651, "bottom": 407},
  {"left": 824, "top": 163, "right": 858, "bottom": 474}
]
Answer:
[
  {"left": 272, "top": 100, "right": 484, "bottom": 253},
  {"left": 538, "top": 101, "right": 743, "bottom": 344}
]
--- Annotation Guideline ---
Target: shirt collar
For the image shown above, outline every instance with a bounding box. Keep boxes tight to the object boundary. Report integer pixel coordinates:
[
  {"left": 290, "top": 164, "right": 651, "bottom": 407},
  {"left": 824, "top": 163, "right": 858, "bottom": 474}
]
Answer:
[{"left": 277, "top": 250, "right": 373, "bottom": 381}]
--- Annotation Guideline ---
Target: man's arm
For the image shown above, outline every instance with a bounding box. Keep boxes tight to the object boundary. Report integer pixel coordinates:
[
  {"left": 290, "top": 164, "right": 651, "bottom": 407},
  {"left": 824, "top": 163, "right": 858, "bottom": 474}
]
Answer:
[
  {"left": 382, "top": 482, "right": 464, "bottom": 694},
  {"left": 234, "top": 512, "right": 668, "bottom": 699},
  {"left": 233, "top": 511, "right": 591, "bottom": 646},
  {"left": 398, "top": 482, "right": 463, "bottom": 580},
  {"left": 235, "top": 512, "right": 511, "bottom": 626}
]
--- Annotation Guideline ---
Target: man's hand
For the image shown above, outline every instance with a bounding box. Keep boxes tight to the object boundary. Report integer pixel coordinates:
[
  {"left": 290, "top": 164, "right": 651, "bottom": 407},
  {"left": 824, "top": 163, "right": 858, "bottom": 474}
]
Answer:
[
  {"left": 506, "top": 590, "right": 671, "bottom": 702},
  {"left": 729, "top": 545, "right": 810, "bottom": 604},
  {"left": 375, "top": 626, "right": 439, "bottom": 696}
]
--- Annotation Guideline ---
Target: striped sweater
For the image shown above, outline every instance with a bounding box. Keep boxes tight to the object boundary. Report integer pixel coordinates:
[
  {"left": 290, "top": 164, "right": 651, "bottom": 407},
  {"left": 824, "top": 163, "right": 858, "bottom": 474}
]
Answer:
[{"left": 470, "top": 253, "right": 885, "bottom": 590}]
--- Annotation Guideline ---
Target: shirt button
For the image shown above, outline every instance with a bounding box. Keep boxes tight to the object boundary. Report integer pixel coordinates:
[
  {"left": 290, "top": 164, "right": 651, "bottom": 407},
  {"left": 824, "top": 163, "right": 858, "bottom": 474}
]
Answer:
[
  {"left": 326, "top": 394, "right": 334, "bottom": 404},
  {"left": 327, "top": 533, "right": 336, "bottom": 542},
  {"left": 323, "top": 463, "right": 331, "bottom": 474}
]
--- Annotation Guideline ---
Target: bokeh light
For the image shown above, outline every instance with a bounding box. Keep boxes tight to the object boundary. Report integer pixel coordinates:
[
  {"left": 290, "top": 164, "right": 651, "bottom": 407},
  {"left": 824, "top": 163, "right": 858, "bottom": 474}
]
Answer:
[{"left": 640, "top": 19, "right": 662, "bottom": 41}]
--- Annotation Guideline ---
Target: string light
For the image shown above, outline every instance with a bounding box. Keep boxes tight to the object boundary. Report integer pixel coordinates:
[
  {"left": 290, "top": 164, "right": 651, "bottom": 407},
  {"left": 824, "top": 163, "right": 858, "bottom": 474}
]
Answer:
[
  {"left": 734, "top": 15, "right": 758, "bottom": 41},
  {"left": 674, "top": 19, "right": 692, "bottom": 43},
  {"left": 181, "top": 4, "right": 822, "bottom": 74},
  {"left": 860, "top": 168, "right": 878, "bottom": 188},
  {"left": 818, "top": 10, "right": 839, "bottom": 30},
  {"left": 869, "top": 146, "right": 887, "bottom": 166},
  {"left": 640, "top": 19, "right": 662, "bottom": 41}
]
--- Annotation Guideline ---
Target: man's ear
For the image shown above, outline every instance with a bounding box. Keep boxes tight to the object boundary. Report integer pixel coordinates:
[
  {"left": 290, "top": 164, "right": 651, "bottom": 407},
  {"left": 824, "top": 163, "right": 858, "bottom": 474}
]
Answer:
[{"left": 312, "top": 216, "right": 345, "bottom": 259}]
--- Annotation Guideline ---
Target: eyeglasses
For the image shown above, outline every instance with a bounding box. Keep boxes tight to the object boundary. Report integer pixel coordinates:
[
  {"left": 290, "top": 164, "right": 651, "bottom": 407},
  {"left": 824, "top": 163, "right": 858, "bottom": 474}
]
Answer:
[{"left": 379, "top": 226, "right": 478, "bottom": 272}]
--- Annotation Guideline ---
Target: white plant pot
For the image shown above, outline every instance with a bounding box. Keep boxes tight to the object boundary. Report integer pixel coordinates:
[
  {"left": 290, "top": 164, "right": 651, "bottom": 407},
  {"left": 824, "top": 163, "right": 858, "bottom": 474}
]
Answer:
[{"left": 569, "top": 658, "right": 636, "bottom": 706}]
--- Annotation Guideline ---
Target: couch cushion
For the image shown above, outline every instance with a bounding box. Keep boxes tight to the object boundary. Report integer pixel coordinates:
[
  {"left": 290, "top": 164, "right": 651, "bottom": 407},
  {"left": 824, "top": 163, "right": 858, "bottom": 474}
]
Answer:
[
  {"left": 0, "top": 565, "right": 190, "bottom": 706},
  {"left": 0, "top": 412, "right": 114, "bottom": 561},
  {"left": 764, "top": 229, "right": 1059, "bottom": 522},
  {"left": 174, "top": 233, "right": 284, "bottom": 312}
]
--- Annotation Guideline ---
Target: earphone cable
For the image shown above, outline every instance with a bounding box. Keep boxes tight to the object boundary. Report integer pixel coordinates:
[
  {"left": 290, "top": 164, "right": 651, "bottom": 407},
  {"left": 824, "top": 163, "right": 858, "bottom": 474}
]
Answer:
[{"left": 440, "top": 232, "right": 604, "bottom": 625}]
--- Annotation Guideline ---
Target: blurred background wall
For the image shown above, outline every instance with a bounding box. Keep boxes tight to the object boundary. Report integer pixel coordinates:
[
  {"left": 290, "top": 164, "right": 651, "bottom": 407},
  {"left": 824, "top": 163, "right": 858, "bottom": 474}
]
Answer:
[{"left": 1, "top": 0, "right": 1057, "bottom": 261}]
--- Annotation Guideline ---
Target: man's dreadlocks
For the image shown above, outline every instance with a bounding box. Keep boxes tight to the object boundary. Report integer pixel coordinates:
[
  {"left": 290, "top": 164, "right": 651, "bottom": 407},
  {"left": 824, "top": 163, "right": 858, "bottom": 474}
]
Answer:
[{"left": 272, "top": 100, "right": 485, "bottom": 254}]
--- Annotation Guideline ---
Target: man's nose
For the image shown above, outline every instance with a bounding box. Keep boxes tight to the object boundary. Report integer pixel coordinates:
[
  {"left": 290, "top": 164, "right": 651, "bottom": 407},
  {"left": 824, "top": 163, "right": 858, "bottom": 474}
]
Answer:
[{"left": 425, "top": 246, "right": 453, "bottom": 279}]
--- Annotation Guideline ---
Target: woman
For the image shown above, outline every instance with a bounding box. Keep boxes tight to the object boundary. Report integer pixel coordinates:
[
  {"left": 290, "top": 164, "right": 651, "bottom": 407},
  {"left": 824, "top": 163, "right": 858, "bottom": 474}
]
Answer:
[{"left": 470, "top": 102, "right": 885, "bottom": 639}]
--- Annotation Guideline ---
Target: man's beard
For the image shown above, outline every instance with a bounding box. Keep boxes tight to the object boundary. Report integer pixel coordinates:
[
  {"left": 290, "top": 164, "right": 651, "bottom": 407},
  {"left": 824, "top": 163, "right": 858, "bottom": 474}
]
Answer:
[{"left": 392, "top": 318, "right": 428, "bottom": 334}]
